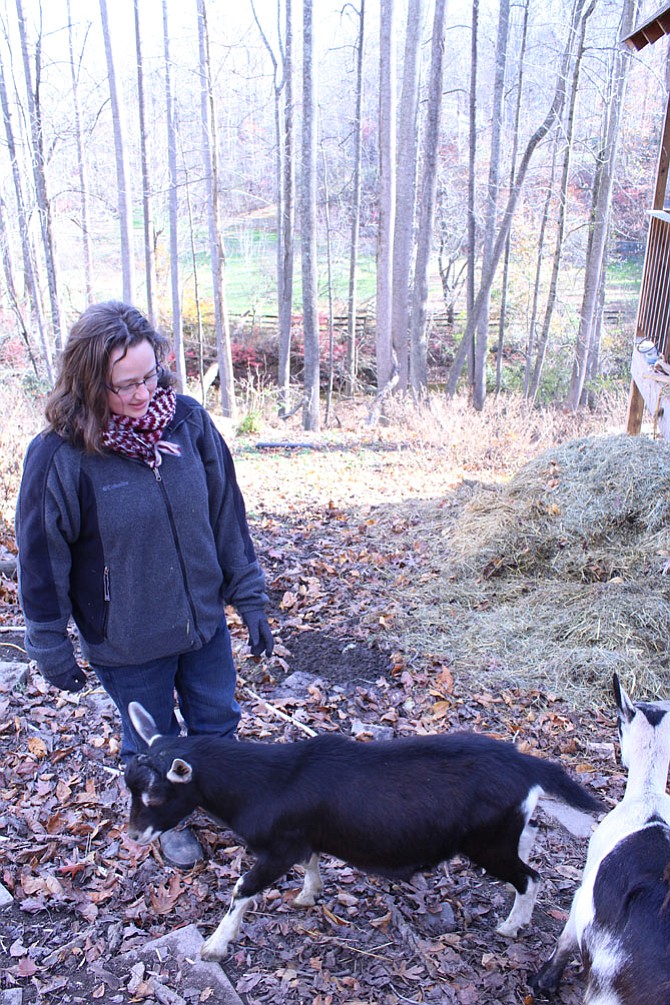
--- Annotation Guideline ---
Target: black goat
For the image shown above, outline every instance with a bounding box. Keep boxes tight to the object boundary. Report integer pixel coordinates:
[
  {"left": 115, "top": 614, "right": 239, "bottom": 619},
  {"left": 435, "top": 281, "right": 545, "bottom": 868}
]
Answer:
[{"left": 125, "top": 701, "right": 601, "bottom": 960}]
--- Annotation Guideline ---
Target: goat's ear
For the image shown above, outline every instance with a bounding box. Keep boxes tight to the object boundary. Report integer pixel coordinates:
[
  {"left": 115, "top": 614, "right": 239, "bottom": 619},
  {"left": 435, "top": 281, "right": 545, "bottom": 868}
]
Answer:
[
  {"left": 129, "top": 702, "right": 161, "bottom": 746},
  {"left": 167, "top": 758, "right": 193, "bottom": 784},
  {"left": 613, "top": 673, "right": 635, "bottom": 723}
]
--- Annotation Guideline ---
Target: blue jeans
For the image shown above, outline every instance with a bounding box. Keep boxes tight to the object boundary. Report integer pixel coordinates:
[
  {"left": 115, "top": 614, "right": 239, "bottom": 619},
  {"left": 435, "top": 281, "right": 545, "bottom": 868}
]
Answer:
[{"left": 92, "top": 617, "right": 241, "bottom": 760}]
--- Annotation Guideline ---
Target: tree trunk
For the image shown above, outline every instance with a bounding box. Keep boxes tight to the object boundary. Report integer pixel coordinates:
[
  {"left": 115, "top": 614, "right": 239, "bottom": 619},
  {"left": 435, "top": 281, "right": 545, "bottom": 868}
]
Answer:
[
  {"left": 446, "top": 0, "right": 585, "bottom": 400},
  {"left": 251, "top": 0, "right": 294, "bottom": 416},
  {"left": 301, "top": 0, "right": 320, "bottom": 431},
  {"left": 278, "top": 0, "right": 295, "bottom": 415},
  {"left": 528, "top": 0, "right": 593, "bottom": 402},
  {"left": 15, "top": 0, "right": 62, "bottom": 348},
  {"left": 198, "top": 0, "right": 236, "bottom": 418},
  {"left": 322, "top": 146, "right": 335, "bottom": 426},
  {"left": 162, "top": 0, "right": 186, "bottom": 387},
  {"left": 67, "top": 0, "right": 94, "bottom": 305},
  {"left": 0, "top": 53, "right": 50, "bottom": 378},
  {"left": 346, "top": 0, "right": 365, "bottom": 397},
  {"left": 495, "top": 0, "right": 528, "bottom": 396},
  {"left": 99, "top": 0, "right": 135, "bottom": 305},
  {"left": 133, "top": 0, "right": 156, "bottom": 322},
  {"left": 566, "top": 0, "right": 637, "bottom": 410},
  {"left": 466, "top": 0, "right": 478, "bottom": 387},
  {"left": 523, "top": 132, "right": 558, "bottom": 398},
  {"left": 376, "top": 0, "right": 396, "bottom": 392},
  {"left": 410, "top": 0, "right": 448, "bottom": 398},
  {"left": 0, "top": 194, "right": 38, "bottom": 375},
  {"left": 391, "top": 0, "right": 424, "bottom": 393},
  {"left": 472, "top": 0, "right": 510, "bottom": 411}
]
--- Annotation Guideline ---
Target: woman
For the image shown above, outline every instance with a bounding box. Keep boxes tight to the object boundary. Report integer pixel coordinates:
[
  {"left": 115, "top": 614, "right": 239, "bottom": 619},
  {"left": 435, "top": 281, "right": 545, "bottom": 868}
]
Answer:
[{"left": 16, "top": 301, "right": 273, "bottom": 867}]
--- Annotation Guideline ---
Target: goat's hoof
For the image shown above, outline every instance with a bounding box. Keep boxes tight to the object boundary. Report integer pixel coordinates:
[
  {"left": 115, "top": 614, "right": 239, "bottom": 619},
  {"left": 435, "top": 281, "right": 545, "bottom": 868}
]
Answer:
[
  {"left": 528, "top": 966, "right": 561, "bottom": 995},
  {"left": 293, "top": 892, "right": 317, "bottom": 907},
  {"left": 495, "top": 920, "right": 520, "bottom": 938},
  {"left": 200, "top": 939, "right": 228, "bottom": 962}
]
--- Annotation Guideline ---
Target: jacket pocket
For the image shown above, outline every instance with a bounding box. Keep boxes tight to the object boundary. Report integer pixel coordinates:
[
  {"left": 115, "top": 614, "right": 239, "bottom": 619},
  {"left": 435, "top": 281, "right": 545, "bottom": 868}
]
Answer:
[{"left": 72, "top": 565, "right": 110, "bottom": 645}]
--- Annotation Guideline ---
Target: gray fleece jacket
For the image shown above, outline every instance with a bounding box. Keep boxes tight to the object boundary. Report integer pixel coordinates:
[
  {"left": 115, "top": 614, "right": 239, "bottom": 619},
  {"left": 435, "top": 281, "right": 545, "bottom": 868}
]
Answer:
[{"left": 15, "top": 395, "right": 267, "bottom": 680}]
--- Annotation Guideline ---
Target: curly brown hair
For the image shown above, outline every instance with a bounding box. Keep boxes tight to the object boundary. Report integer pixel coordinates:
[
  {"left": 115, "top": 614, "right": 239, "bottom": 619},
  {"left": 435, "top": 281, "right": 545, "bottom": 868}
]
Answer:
[{"left": 45, "top": 301, "right": 177, "bottom": 453}]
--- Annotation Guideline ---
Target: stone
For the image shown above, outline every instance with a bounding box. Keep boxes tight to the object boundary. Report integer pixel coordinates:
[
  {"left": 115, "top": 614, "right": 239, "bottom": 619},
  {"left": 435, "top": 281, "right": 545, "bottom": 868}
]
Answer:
[
  {"left": 118, "top": 924, "right": 242, "bottom": 1005},
  {"left": 0, "top": 661, "right": 28, "bottom": 692},
  {"left": 0, "top": 879, "right": 14, "bottom": 909}
]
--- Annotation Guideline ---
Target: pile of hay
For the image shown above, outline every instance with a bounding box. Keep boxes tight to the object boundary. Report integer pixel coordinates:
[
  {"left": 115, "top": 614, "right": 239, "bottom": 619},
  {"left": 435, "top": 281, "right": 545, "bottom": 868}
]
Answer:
[{"left": 401, "top": 434, "right": 670, "bottom": 704}]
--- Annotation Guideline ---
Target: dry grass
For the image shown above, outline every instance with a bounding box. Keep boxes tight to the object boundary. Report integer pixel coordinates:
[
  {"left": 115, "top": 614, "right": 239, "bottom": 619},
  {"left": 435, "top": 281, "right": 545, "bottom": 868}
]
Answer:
[{"left": 379, "top": 432, "right": 670, "bottom": 705}]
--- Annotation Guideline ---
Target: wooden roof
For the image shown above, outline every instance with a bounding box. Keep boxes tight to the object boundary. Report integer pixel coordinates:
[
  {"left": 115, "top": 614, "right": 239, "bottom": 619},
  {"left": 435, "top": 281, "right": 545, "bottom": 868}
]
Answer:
[{"left": 623, "top": 4, "right": 670, "bottom": 50}]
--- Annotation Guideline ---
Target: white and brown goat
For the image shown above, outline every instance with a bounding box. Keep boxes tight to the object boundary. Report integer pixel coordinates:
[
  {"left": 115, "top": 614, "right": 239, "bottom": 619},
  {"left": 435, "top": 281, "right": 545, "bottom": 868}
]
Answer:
[{"left": 531, "top": 673, "right": 670, "bottom": 1004}]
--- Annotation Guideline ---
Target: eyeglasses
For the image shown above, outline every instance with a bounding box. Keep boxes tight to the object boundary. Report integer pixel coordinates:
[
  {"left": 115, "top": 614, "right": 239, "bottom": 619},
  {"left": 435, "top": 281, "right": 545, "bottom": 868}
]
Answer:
[{"left": 106, "top": 366, "right": 162, "bottom": 398}]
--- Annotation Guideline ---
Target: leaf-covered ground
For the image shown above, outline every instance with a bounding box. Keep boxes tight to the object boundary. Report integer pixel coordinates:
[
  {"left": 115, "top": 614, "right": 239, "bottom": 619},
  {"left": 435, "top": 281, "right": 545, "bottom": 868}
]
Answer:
[{"left": 0, "top": 429, "right": 630, "bottom": 1005}]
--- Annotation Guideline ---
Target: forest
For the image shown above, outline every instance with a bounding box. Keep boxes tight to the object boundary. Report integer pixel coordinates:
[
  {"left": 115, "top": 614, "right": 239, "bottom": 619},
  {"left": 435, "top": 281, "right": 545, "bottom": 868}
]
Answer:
[{"left": 0, "top": 0, "right": 666, "bottom": 426}]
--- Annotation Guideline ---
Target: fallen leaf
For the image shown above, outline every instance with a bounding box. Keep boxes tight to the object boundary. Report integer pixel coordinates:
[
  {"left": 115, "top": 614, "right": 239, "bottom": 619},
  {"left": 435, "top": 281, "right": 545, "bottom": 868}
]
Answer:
[
  {"left": 28, "top": 736, "right": 48, "bottom": 758},
  {"left": 16, "top": 957, "right": 38, "bottom": 977}
]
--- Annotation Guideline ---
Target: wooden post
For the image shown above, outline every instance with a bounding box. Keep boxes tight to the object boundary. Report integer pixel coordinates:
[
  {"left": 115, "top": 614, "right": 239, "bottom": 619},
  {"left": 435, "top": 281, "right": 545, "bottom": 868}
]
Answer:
[{"left": 626, "top": 378, "right": 645, "bottom": 434}]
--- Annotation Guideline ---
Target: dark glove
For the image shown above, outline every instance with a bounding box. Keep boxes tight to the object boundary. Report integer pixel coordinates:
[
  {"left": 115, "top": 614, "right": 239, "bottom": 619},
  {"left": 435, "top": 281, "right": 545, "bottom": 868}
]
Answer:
[
  {"left": 242, "top": 610, "right": 274, "bottom": 657},
  {"left": 44, "top": 661, "right": 87, "bottom": 693}
]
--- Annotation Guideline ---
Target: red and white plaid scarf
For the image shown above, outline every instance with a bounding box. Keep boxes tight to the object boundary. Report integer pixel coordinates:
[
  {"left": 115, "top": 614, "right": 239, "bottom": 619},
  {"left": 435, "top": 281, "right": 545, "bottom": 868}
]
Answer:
[{"left": 102, "top": 387, "right": 182, "bottom": 469}]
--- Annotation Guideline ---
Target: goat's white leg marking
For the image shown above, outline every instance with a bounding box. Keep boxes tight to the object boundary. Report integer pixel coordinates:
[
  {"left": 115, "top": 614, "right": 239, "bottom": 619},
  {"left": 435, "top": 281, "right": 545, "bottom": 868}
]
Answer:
[
  {"left": 294, "top": 853, "right": 323, "bottom": 907},
  {"left": 496, "top": 805, "right": 541, "bottom": 937},
  {"left": 200, "top": 878, "right": 253, "bottom": 961},
  {"left": 518, "top": 819, "right": 539, "bottom": 864},
  {"left": 496, "top": 876, "right": 540, "bottom": 938}
]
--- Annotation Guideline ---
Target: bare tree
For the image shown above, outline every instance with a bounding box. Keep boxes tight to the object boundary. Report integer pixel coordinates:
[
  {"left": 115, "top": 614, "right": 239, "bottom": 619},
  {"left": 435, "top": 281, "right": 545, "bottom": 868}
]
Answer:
[
  {"left": 161, "top": 0, "right": 185, "bottom": 387},
  {"left": 278, "top": 0, "right": 295, "bottom": 416},
  {"left": 15, "top": 0, "right": 62, "bottom": 347},
  {"left": 66, "top": 0, "right": 93, "bottom": 305},
  {"left": 472, "top": 0, "right": 510, "bottom": 410},
  {"left": 391, "top": 0, "right": 425, "bottom": 393},
  {"left": 524, "top": 130, "right": 559, "bottom": 399},
  {"left": 528, "top": 0, "right": 594, "bottom": 402},
  {"left": 446, "top": 0, "right": 588, "bottom": 400},
  {"left": 494, "top": 0, "right": 528, "bottom": 395},
  {"left": 0, "top": 193, "right": 38, "bottom": 374},
  {"left": 409, "top": 0, "right": 448, "bottom": 398},
  {"left": 376, "top": 0, "right": 397, "bottom": 393},
  {"left": 251, "top": 0, "right": 294, "bottom": 416},
  {"left": 466, "top": 0, "right": 479, "bottom": 386},
  {"left": 566, "top": 0, "right": 638, "bottom": 410},
  {"left": 0, "top": 50, "right": 50, "bottom": 378},
  {"left": 301, "top": 0, "right": 320, "bottom": 430},
  {"left": 345, "top": 0, "right": 365, "bottom": 397},
  {"left": 198, "top": 0, "right": 236, "bottom": 418},
  {"left": 133, "top": 0, "right": 156, "bottom": 322},
  {"left": 99, "top": 0, "right": 135, "bottom": 304}
]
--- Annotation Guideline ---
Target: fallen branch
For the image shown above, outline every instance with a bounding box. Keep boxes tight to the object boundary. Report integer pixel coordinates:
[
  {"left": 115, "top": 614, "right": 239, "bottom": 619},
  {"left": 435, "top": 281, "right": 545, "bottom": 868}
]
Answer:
[
  {"left": 241, "top": 684, "right": 318, "bottom": 737},
  {"left": 256, "top": 442, "right": 321, "bottom": 451}
]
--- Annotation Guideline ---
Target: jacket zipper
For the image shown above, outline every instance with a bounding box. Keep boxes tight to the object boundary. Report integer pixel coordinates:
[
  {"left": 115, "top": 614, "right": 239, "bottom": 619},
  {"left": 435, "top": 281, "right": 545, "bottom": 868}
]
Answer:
[
  {"left": 103, "top": 566, "right": 111, "bottom": 636},
  {"left": 153, "top": 471, "right": 202, "bottom": 642}
]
